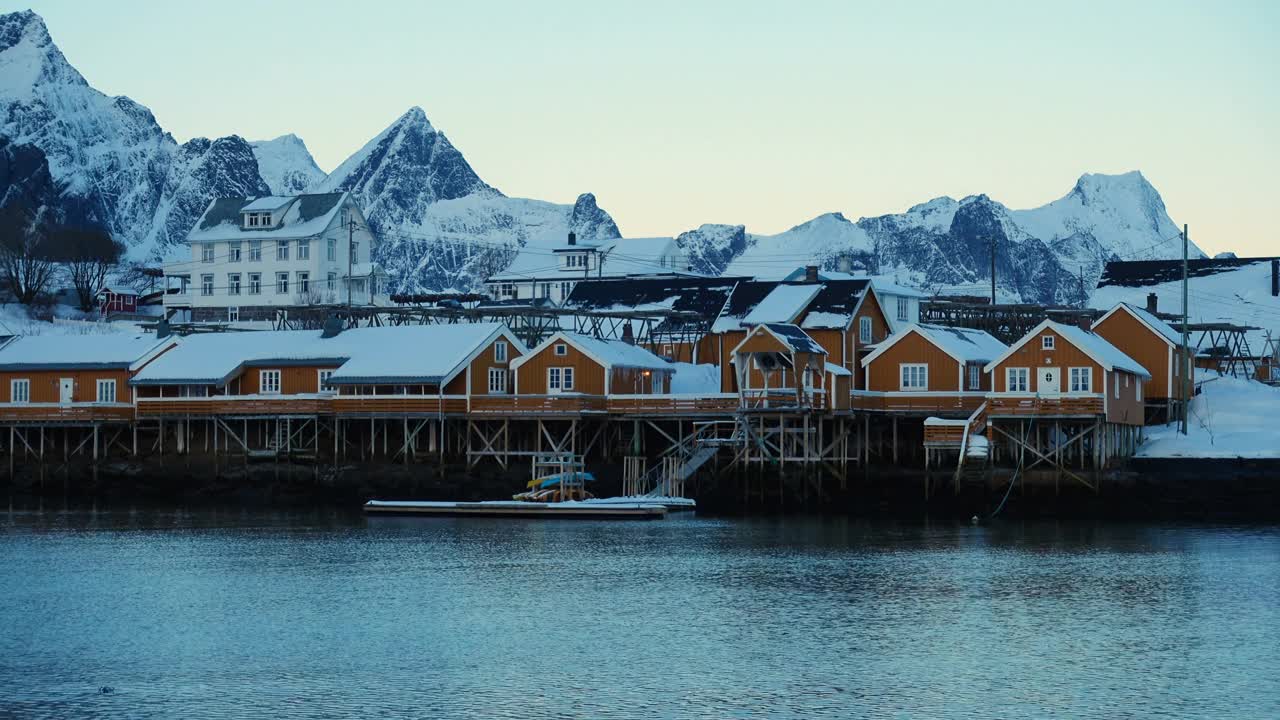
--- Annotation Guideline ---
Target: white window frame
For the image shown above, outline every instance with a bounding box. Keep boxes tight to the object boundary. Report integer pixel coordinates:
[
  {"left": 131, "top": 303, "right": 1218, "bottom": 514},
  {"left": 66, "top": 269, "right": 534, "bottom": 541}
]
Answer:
[
  {"left": 96, "top": 379, "right": 117, "bottom": 403},
  {"left": 200, "top": 274, "right": 214, "bottom": 296},
  {"left": 1114, "top": 373, "right": 1120, "bottom": 399},
  {"left": 318, "top": 369, "right": 335, "bottom": 394},
  {"left": 494, "top": 341, "right": 508, "bottom": 363},
  {"left": 1006, "top": 367, "right": 1030, "bottom": 393},
  {"left": 297, "top": 239, "right": 310, "bottom": 260},
  {"left": 1069, "top": 367, "right": 1092, "bottom": 393},
  {"left": 1137, "top": 377, "right": 1143, "bottom": 402},
  {"left": 327, "top": 272, "right": 337, "bottom": 292},
  {"left": 896, "top": 296, "right": 909, "bottom": 322},
  {"left": 228, "top": 241, "right": 242, "bottom": 262},
  {"left": 488, "top": 367, "right": 508, "bottom": 394},
  {"left": 563, "top": 366, "right": 574, "bottom": 390},
  {"left": 548, "top": 367, "right": 562, "bottom": 393},
  {"left": 276, "top": 240, "right": 290, "bottom": 261},
  {"left": 297, "top": 271, "right": 310, "bottom": 294},
  {"left": 227, "top": 306, "right": 239, "bottom": 322},
  {"left": 275, "top": 272, "right": 289, "bottom": 295},
  {"left": 248, "top": 273, "right": 262, "bottom": 295},
  {"left": 249, "top": 241, "right": 263, "bottom": 262},
  {"left": 899, "top": 363, "right": 928, "bottom": 391},
  {"left": 968, "top": 363, "right": 981, "bottom": 390},
  {"left": 10, "top": 378, "right": 30, "bottom": 404},
  {"left": 327, "top": 238, "right": 337, "bottom": 262},
  {"left": 228, "top": 273, "right": 241, "bottom": 296},
  {"left": 559, "top": 281, "right": 573, "bottom": 300},
  {"left": 859, "top": 316, "right": 872, "bottom": 344},
  {"left": 201, "top": 243, "right": 215, "bottom": 263},
  {"left": 350, "top": 240, "right": 359, "bottom": 262},
  {"left": 554, "top": 343, "right": 568, "bottom": 356},
  {"left": 260, "top": 370, "right": 282, "bottom": 395},
  {"left": 1042, "top": 335, "right": 1055, "bottom": 350},
  {"left": 246, "top": 213, "right": 259, "bottom": 228}
]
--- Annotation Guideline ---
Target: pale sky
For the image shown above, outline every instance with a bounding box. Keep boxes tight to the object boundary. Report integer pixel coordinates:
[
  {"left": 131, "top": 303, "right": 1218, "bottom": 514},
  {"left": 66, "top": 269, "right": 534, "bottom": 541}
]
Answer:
[{"left": 21, "top": 0, "right": 1280, "bottom": 256}]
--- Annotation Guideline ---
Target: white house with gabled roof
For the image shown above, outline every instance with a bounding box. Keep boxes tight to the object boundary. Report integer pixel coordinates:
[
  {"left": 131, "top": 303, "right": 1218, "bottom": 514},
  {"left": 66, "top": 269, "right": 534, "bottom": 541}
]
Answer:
[{"left": 162, "top": 193, "right": 386, "bottom": 322}]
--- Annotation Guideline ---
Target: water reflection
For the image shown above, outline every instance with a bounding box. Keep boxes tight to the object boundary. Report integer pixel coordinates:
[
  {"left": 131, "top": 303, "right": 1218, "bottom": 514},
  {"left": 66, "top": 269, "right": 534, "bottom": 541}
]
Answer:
[{"left": 1, "top": 502, "right": 1277, "bottom": 718}]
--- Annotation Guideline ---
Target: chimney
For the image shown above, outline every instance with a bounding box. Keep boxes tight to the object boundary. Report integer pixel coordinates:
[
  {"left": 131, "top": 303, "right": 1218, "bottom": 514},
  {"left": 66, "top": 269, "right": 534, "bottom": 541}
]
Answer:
[
  {"left": 621, "top": 322, "right": 635, "bottom": 345},
  {"left": 1146, "top": 292, "right": 1158, "bottom": 313},
  {"left": 567, "top": 231, "right": 576, "bottom": 246},
  {"left": 804, "top": 264, "right": 819, "bottom": 283},
  {"left": 321, "top": 313, "right": 344, "bottom": 339},
  {"left": 1272, "top": 259, "right": 1278, "bottom": 297}
]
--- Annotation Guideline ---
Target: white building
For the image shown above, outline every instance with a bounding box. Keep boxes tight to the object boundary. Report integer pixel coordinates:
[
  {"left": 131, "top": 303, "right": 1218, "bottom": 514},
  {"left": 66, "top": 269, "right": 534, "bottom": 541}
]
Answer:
[
  {"left": 483, "top": 233, "right": 700, "bottom": 305},
  {"left": 163, "top": 193, "right": 385, "bottom": 322}
]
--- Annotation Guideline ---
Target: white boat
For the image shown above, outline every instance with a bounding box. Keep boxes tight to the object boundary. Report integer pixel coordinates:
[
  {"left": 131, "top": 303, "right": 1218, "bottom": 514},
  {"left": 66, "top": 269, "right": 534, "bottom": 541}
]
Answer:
[{"left": 363, "top": 499, "right": 667, "bottom": 520}]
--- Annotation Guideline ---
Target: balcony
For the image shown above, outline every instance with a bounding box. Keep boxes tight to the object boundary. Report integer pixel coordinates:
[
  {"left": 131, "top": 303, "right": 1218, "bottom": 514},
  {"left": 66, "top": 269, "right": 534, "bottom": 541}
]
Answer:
[
  {"left": 331, "top": 395, "right": 468, "bottom": 416},
  {"left": 986, "top": 394, "right": 1104, "bottom": 418},
  {"left": 137, "top": 395, "right": 332, "bottom": 417},
  {"left": 849, "top": 391, "right": 986, "bottom": 415},
  {"left": 469, "top": 395, "right": 607, "bottom": 415},
  {"left": 0, "top": 403, "right": 136, "bottom": 423},
  {"left": 606, "top": 394, "right": 739, "bottom": 415}
]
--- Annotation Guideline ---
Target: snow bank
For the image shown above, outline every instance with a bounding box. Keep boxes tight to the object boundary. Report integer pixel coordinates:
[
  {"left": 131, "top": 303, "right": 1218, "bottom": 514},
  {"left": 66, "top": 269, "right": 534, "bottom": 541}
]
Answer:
[
  {"left": 670, "top": 363, "right": 720, "bottom": 394},
  {"left": 1139, "top": 376, "right": 1280, "bottom": 459}
]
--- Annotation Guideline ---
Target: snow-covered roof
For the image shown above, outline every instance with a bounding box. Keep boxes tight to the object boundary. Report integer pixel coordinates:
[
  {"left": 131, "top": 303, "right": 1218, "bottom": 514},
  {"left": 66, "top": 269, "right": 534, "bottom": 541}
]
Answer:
[
  {"left": 489, "top": 236, "right": 701, "bottom": 282},
  {"left": 824, "top": 361, "right": 852, "bottom": 377},
  {"left": 862, "top": 324, "right": 1007, "bottom": 368},
  {"left": 984, "top": 320, "right": 1151, "bottom": 378},
  {"left": 0, "top": 333, "right": 167, "bottom": 370},
  {"left": 240, "top": 196, "right": 295, "bottom": 212},
  {"left": 512, "top": 332, "right": 672, "bottom": 372},
  {"left": 1094, "top": 302, "right": 1186, "bottom": 348},
  {"left": 737, "top": 324, "right": 827, "bottom": 355},
  {"left": 132, "top": 324, "right": 515, "bottom": 386},
  {"left": 186, "top": 193, "right": 348, "bottom": 243},
  {"left": 742, "top": 284, "right": 822, "bottom": 325}
]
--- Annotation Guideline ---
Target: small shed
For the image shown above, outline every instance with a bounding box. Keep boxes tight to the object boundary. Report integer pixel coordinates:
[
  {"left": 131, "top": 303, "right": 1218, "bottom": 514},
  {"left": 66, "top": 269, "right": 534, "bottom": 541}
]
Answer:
[
  {"left": 98, "top": 285, "right": 139, "bottom": 316},
  {"left": 1091, "top": 301, "right": 1193, "bottom": 405},
  {"left": 511, "top": 332, "right": 674, "bottom": 396}
]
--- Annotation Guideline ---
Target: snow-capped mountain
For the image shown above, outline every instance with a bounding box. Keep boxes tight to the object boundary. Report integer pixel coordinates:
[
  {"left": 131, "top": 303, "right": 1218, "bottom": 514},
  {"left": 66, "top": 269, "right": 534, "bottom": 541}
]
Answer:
[
  {"left": 0, "top": 10, "right": 269, "bottom": 257},
  {"left": 317, "top": 107, "right": 620, "bottom": 293},
  {"left": 250, "top": 134, "right": 325, "bottom": 195},
  {"left": 700, "top": 171, "right": 1205, "bottom": 304}
]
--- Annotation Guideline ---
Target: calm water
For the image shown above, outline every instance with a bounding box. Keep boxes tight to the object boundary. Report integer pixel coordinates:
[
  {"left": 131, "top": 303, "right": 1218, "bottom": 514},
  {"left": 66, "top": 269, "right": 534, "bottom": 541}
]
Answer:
[{"left": 1, "top": 503, "right": 1278, "bottom": 719}]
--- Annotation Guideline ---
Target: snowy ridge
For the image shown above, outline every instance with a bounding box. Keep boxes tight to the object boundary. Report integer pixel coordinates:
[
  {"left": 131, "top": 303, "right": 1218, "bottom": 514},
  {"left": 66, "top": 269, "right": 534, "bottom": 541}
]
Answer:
[{"left": 250, "top": 135, "right": 325, "bottom": 195}]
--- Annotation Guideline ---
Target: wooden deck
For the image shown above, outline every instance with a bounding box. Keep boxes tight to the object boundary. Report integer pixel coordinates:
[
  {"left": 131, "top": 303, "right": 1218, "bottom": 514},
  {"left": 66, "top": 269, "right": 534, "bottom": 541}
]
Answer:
[
  {"left": 137, "top": 396, "right": 332, "bottom": 417},
  {"left": 987, "top": 394, "right": 1104, "bottom": 417},
  {"left": 0, "top": 403, "right": 136, "bottom": 423},
  {"left": 850, "top": 391, "right": 986, "bottom": 415}
]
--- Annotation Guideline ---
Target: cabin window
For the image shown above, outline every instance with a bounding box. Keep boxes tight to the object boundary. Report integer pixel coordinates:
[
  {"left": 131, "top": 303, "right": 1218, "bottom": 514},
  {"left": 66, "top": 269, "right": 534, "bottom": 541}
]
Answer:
[
  {"left": 559, "top": 281, "right": 574, "bottom": 300},
  {"left": 1006, "top": 367, "right": 1029, "bottom": 393},
  {"left": 276, "top": 272, "right": 289, "bottom": 294},
  {"left": 539, "top": 283, "right": 551, "bottom": 299},
  {"left": 327, "top": 238, "right": 337, "bottom": 262},
  {"left": 563, "top": 367, "right": 574, "bottom": 390},
  {"left": 201, "top": 274, "right": 214, "bottom": 296},
  {"left": 229, "top": 242, "right": 242, "bottom": 262},
  {"left": 10, "top": 379, "right": 30, "bottom": 404},
  {"left": 227, "top": 307, "right": 239, "bottom": 322},
  {"left": 1069, "top": 367, "right": 1092, "bottom": 393},
  {"left": 228, "top": 273, "right": 241, "bottom": 296},
  {"left": 1137, "top": 379, "right": 1143, "bottom": 402},
  {"left": 1114, "top": 373, "right": 1120, "bottom": 399},
  {"left": 260, "top": 370, "right": 282, "bottom": 395},
  {"left": 297, "top": 239, "right": 310, "bottom": 260},
  {"left": 96, "top": 379, "right": 117, "bottom": 403},
  {"left": 498, "top": 283, "right": 516, "bottom": 300},
  {"left": 899, "top": 364, "right": 928, "bottom": 391},
  {"left": 276, "top": 240, "right": 290, "bottom": 261},
  {"left": 896, "top": 297, "right": 909, "bottom": 322},
  {"left": 968, "top": 363, "right": 981, "bottom": 390},
  {"left": 350, "top": 241, "right": 360, "bottom": 262},
  {"left": 859, "top": 316, "right": 872, "bottom": 344},
  {"left": 488, "top": 368, "right": 507, "bottom": 394},
  {"left": 248, "top": 273, "right": 262, "bottom": 295},
  {"left": 328, "top": 272, "right": 337, "bottom": 292},
  {"left": 297, "top": 271, "right": 310, "bottom": 294},
  {"left": 201, "top": 243, "right": 215, "bottom": 263},
  {"left": 246, "top": 213, "right": 258, "bottom": 228},
  {"left": 249, "top": 241, "right": 263, "bottom": 262},
  {"left": 318, "top": 370, "right": 334, "bottom": 393},
  {"left": 494, "top": 341, "right": 508, "bottom": 363},
  {"left": 548, "top": 367, "right": 562, "bottom": 392},
  {"left": 1042, "top": 335, "right": 1055, "bottom": 350},
  {"left": 554, "top": 343, "right": 568, "bottom": 356}
]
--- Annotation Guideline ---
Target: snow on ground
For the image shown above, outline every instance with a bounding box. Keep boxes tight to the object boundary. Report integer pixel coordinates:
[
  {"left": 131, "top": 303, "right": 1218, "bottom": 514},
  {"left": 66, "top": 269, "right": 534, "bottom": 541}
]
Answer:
[
  {"left": 0, "top": 303, "right": 142, "bottom": 337},
  {"left": 670, "top": 362, "right": 721, "bottom": 394},
  {"left": 1139, "top": 375, "right": 1280, "bottom": 458}
]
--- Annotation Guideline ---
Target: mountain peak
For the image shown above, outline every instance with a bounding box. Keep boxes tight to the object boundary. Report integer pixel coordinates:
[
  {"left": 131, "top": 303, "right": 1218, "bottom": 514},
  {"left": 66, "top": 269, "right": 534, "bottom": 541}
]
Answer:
[
  {"left": 398, "top": 106, "right": 435, "bottom": 132},
  {"left": 0, "top": 10, "right": 50, "bottom": 50}
]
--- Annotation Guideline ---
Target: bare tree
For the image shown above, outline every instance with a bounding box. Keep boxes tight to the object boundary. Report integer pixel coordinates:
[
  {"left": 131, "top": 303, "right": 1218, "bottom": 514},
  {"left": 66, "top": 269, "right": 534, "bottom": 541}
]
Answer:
[
  {"left": 48, "top": 226, "right": 126, "bottom": 311},
  {"left": 0, "top": 201, "right": 60, "bottom": 304}
]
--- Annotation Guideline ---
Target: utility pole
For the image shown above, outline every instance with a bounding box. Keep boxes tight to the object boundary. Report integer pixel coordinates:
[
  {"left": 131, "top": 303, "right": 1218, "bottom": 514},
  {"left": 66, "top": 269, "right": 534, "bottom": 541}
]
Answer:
[
  {"left": 1180, "top": 223, "right": 1189, "bottom": 435},
  {"left": 347, "top": 217, "right": 354, "bottom": 309},
  {"left": 990, "top": 238, "right": 996, "bottom": 305}
]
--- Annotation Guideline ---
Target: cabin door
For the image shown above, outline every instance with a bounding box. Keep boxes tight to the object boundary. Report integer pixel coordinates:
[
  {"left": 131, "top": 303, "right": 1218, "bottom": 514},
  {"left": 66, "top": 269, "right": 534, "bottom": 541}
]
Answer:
[
  {"left": 59, "top": 378, "right": 74, "bottom": 404},
  {"left": 1038, "top": 367, "right": 1061, "bottom": 396}
]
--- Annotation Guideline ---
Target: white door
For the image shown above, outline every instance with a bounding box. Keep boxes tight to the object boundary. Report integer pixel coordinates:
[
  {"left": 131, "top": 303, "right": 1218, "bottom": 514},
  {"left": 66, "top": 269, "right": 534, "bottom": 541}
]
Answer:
[
  {"left": 59, "top": 378, "right": 74, "bottom": 404},
  {"left": 1038, "top": 367, "right": 1061, "bottom": 396}
]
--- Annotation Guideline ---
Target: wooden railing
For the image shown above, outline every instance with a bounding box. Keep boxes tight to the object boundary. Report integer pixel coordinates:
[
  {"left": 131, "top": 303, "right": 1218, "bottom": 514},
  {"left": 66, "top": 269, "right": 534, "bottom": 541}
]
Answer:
[
  {"left": 987, "top": 394, "right": 1104, "bottom": 417},
  {"left": 137, "top": 395, "right": 333, "bottom": 417},
  {"left": 0, "top": 403, "right": 136, "bottom": 422},
  {"left": 849, "top": 392, "right": 987, "bottom": 414},
  {"left": 606, "top": 394, "right": 739, "bottom": 415},
  {"left": 922, "top": 420, "right": 966, "bottom": 446},
  {"left": 469, "top": 395, "right": 608, "bottom": 415},
  {"left": 331, "top": 395, "right": 468, "bottom": 415}
]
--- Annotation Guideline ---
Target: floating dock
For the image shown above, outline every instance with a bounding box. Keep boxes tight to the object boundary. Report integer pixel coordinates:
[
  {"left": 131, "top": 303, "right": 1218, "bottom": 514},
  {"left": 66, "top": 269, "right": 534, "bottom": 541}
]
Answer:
[
  {"left": 580, "top": 496, "right": 697, "bottom": 512},
  {"left": 363, "top": 499, "right": 667, "bottom": 520}
]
